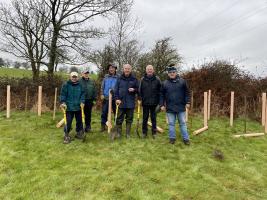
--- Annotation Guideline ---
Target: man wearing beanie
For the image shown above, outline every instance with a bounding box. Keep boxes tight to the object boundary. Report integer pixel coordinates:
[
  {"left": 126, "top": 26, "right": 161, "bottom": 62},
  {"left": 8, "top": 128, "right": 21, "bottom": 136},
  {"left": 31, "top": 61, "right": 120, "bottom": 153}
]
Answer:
[{"left": 160, "top": 64, "right": 191, "bottom": 145}]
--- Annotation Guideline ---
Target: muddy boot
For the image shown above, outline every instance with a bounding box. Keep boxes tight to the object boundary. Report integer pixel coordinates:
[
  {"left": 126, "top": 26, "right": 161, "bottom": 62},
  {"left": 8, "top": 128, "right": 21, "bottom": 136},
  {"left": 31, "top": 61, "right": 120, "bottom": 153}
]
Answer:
[
  {"left": 100, "top": 123, "right": 106, "bottom": 132},
  {"left": 63, "top": 133, "right": 71, "bottom": 144},
  {"left": 75, "top": 130, "right": 85, "bottom": 140},
  {"left": 116, "top": 125, "right": 122, "bottom": 139},
  {"left": 152, "top": 129, "right": 157, "bottom": 139},
  {"left": 126, "top": 123, "right": 131, "bottom": 139}
]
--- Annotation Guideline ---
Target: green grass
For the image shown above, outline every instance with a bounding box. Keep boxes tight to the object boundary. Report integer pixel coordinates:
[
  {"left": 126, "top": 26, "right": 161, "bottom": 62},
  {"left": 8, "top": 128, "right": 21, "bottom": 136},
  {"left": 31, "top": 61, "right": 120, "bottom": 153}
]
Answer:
[
  {"left": 0, "top": 111, "right": 267, "bottom": 200},
  {"left": 0, "top": 68, "right": 98, "bottom": 79}
]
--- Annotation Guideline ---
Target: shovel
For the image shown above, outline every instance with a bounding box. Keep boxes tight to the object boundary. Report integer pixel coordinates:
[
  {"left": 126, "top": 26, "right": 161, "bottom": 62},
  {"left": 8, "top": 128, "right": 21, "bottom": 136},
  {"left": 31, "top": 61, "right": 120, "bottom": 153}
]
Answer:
[
  {"left": 106, "top": 90, "right": 113, "bottom": 131},
  {"left": 110, "top": 103, "right": 119, "bottom": 141},
  {"left": 81, "top": 104, "right": 86, "bottom": 142},
  {"left": 135, "top": 100, "right": 141, "bottom": 138}
]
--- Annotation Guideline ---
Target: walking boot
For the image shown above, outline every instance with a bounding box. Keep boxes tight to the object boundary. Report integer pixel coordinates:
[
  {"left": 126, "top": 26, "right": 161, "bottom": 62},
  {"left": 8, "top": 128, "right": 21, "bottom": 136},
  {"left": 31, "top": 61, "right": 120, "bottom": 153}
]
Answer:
[
  {"left": 116, "top": 125, "right": 122, "bottom": 139},
  {"left": 126, "top": 123, "right": 132, "bottom": 139},
  {"left": 100, "top": 123, "right": 106, "bottom": 132}
]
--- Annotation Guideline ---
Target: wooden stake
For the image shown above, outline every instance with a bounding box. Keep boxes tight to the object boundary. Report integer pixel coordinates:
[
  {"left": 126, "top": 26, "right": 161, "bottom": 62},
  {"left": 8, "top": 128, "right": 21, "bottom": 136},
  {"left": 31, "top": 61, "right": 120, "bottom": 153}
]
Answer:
[
  {"left": 53, "top": 88, "right": 58, "bottom": 120},
  {"left": 25, "top": 87, "right": 28, "bottom": 111},
  {"left": 193, "top": 126, "right": 208, "bottom": 135},
  {"left": 6, "top": 85, "right": 10, "bottom": 118},
  {"left": 56, "top": 118, "right": 65, "bottom": 128},
  {"left": 262, "top": 93, "right": 266, "bottom": 126},
  {"left": 38, "top": 86, "right": 42, "bottom": 116},
  {"left": 230, "top": 91, "right": 234, "bottom": 127},
  {"left": 265, "top": 102, "right": 267, "bottom": 134},
  {"left": 208, "top": 89, "right": 211, "bottom": 120},
  {"left": 204, "top": 92, "right": 208, "bottom": 127},
  {"left": 233, "top": 133, "right": 265, "bottom": 138},
  {"left": 166, "top": 114, "right": 169, "bottom": 125},
  {"left": 147, "top": 121, "right": 164, "bottom": 133},
  {"left": 244, "top": 96, "right": 247, "bottom": 134},
  {"left": 107, "top": 90, "right": 112, "bottom": 133},
  {"left": 186, "top": 107, "right": 188, "bottom": 122},
  {"left": 191, "top": 90, "right": 194, "bottom": 111}
]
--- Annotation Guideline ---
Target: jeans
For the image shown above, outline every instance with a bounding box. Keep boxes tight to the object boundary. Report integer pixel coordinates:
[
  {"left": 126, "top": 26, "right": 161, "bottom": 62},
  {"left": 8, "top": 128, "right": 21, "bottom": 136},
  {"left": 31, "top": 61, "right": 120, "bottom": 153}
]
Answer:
[
  {"left": 64, "top": 111, "right": 83, "bottom": 135},
  {"left": 101, "top": 99, "right": 116, "bottom": 125},
  {"left": 142, "top": 105, "right": 157, "bottom": 134},
  {"left": 166, "top": 112, "right": 189, "bottom": 141}
]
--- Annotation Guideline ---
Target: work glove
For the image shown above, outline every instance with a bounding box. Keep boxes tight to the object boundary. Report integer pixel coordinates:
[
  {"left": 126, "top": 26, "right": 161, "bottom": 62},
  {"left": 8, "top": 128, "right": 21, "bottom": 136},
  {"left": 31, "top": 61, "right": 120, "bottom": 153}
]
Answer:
[
  {"left": 80, "top": 103, "right": 85, "bottom": 108},
  {"left": 100, "top": 95, "right": 105, "bottom": 100},
  {"left": 60, "top": 103, "right": 67, "bottom": 109}
]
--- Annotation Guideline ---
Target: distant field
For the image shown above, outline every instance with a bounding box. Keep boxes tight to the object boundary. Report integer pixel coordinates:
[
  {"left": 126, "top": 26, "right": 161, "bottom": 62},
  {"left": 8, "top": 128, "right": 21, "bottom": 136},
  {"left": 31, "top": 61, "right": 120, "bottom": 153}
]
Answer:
[{"left": 0, "top": 68, "right": 97, "bottom": 79}]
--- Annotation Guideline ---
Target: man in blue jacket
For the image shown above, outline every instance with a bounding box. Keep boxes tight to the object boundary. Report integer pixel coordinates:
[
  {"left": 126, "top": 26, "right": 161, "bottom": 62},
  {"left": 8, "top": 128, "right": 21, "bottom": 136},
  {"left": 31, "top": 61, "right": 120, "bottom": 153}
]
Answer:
[
  {"left": 114, "top": 64, "right": 139, "bottom": 138},
  {"left": 60, "top": 71, "right": 85, "bottom": 144},
  {"left": 100, "top": 64, "right": 118, "bottom": 132},
  {"left": 160, "top": 65, "right": 191, "bottom": 145}
]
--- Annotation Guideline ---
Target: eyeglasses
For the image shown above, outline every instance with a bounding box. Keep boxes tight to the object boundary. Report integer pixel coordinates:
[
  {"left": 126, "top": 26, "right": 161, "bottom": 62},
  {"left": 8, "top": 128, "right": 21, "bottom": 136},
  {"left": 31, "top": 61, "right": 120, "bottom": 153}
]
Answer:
[
  {"left": 71, "top": 76, "right": 78, "bottom": 78},
  {"left": 168, "top": 71, "right": 176, "bottom": 74}
]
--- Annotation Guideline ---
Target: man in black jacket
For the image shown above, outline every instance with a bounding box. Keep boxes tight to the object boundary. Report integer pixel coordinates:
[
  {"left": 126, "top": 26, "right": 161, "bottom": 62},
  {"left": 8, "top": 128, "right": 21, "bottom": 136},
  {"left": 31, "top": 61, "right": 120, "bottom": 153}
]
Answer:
[
  {"left": 139, "top": 65, "right": 161, "bottom": 138},
  {"left": 160, "top": 65, "right": 191, "bottom": 145}
]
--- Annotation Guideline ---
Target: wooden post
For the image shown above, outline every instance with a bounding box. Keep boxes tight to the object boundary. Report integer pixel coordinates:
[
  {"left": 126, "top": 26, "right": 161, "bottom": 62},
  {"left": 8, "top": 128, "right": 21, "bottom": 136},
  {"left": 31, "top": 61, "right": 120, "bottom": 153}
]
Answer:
[
  {"left": 191, "top": 90, "right": 194, "bottom": 112},
  {"left": 244, "top": 96, "right": 247, "bottom": 134},
  {"left": 204, "top": 92, "right": 208, "bottom": 127},
  {"left": 6, "top": 85, "right": 10, "bottom": 118},
  {"left": 107, "top": 90, "right": 112, "bottom": 134},
  {"left": 208, "top": 89, "right": 211, "bottom": 120},
  {"left": 186, "top": 107, "right": 188, "bottom": 122},
  {"left": 25, "top": 87, "right": 28, "bottom": 111},
  {"left": 38, "top": 86, "right": 42, "bottom": 116},
  {"left": 265, "top": 102, "right": 267, "bottom": 134},
  {"left": 230, "top": 91, "right": 234, "bottom": 127},
  {"left": 262, "top": 93, "right": 266, "bottom": 126},
  {"left": 53, "top": 88, "right": 58, "bottom": 120}
]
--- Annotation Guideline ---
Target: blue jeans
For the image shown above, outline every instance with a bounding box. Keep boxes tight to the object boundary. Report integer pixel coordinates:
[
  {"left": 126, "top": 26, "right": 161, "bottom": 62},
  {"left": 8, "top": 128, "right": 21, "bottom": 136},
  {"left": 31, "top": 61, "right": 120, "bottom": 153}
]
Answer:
[{"left": 167, "top": 112, "right": 189, "bottom": 141}]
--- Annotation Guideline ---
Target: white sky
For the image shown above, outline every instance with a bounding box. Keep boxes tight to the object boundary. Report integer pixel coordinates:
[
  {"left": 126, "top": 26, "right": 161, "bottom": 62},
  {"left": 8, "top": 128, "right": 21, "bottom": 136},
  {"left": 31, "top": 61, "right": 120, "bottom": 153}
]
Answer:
[{"left": 1, "top": 0, "right": 267, "bottom": 77}]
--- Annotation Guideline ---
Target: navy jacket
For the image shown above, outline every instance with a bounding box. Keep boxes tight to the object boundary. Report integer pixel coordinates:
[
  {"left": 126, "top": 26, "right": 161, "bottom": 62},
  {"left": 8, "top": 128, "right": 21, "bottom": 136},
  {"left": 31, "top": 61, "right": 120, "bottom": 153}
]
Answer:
[
  {"left": 160, "top": 76, "right": 190, "bottom": 113},
  {"left": 114, "top": 73, "right": 139, "bottom": 109}
]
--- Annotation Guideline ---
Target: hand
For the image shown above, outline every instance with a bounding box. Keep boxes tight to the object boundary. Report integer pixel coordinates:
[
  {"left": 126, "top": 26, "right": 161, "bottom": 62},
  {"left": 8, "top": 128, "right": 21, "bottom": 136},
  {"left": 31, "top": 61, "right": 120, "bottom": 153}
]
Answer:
[
  {"left": 60, "top": 103, "right": 67, "bottom": 109},
  {"left": 186, "top": 104, "right": 190, "bottom": 109},
  {"left": 116, "top": 100, "right": 121, "bottom": 105},
  {"left": 100, "top": 95, "right": 104, "bottom": 100},
  {"left": 161, "top": 106, "right": 166, "bottom": 112},
  {"left": 128, "top": 88, "right": 135, "bottom": 92},
  {"left": 80, "top": 103, "right": 85, "bottom": 108}
]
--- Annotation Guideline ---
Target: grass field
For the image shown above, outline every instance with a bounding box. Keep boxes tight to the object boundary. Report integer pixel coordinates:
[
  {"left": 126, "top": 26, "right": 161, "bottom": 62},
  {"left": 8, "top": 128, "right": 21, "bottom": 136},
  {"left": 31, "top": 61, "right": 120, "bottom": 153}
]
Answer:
[
  {"left": 0, "top": 68, "right": 97, "bottom": 79},
  {"left": 0, "top": 111, "right": 267, "bottom": 200}
]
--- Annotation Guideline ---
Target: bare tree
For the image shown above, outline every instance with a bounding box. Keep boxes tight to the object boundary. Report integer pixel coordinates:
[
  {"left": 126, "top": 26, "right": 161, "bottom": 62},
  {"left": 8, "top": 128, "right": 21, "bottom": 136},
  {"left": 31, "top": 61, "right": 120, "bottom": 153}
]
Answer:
[
  {"left": 109, "top": 0, "right": 141, "bottom": 70},
  {"left": 0, "top": 0, "right": 50, "bottom": 80},
  {"left": 42, "top": 0, "right": 127, "bottom": 76}
]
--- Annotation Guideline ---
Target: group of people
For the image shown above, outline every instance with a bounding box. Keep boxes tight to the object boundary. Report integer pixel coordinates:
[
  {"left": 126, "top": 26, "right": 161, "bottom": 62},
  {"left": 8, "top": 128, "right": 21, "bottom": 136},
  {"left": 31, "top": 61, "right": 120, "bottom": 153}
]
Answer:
[{"left": 60, "top": 63, "right": 191, "bottom": 145}]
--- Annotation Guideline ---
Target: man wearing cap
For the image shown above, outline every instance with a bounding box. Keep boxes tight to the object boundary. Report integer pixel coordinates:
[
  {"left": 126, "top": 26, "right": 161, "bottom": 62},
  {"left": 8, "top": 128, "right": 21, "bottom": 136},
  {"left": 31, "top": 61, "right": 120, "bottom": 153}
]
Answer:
[
  {"left": 79, "top": 69, "right": 97, "bottom": 132},
  {"left": 114, "top": 64, "right": 139, "bottom": 138},
  {"left": 139, "top": 65, "right": 161, "bottom": 139},
  {"left": 100, "top": 64, "right": 119, "bottom": 132},
  {"left": 160, "top": 64, "right": 191, "bottom": 145},
  {"left": 60, "top": 71, "right": 85, "bottom": 144}
]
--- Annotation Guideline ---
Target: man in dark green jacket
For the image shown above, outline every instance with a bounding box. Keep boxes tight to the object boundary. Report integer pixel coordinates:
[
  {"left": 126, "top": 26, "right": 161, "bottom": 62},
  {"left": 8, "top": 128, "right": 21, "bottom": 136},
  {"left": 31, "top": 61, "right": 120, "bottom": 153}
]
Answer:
[
  {"left": 79, "top": 69, "right": 97, "bottom": 132},
  {"left": 60, "top": 71, "right": 85, "bottom": 144}
]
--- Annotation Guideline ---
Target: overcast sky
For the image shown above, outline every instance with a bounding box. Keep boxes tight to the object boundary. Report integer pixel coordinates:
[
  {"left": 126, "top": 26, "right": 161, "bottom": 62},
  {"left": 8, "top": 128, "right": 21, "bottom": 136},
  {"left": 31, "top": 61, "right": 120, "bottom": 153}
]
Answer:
[
  {"left": 1, "top": 0, "right": 267, "bottom": 77},
  {"left": 131, "top": 0, "right": 267, "bottom": 76}
]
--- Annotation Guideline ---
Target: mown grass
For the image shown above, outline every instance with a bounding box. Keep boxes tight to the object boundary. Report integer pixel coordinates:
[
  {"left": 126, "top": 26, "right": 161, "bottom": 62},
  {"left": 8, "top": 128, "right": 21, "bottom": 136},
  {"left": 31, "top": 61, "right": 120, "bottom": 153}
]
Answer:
[{"left": 0, "top": 111, "right": 266, "bottom": 200}]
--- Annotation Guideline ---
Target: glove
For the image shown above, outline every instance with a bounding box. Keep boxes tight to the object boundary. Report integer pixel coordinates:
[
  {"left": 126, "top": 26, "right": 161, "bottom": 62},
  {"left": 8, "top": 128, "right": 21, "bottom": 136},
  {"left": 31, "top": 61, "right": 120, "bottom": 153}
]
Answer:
[
  {"left": 60, "top": 103, "right": 67, "bottom": 109},
  {"left": 80, "top": 103, "right": 85, "bottom": 108},
  {"left": 110, "top": 89, "right": 114, "bottom": 95},
  {"left": 100, "top": 95, "right": 105, "bottom": 100}
]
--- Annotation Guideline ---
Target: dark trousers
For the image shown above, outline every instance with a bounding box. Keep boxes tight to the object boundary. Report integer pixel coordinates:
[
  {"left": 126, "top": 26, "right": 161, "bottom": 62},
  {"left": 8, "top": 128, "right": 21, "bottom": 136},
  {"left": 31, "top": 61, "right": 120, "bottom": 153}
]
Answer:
[
  {"left": 64, "top": 110, "right": 83, "bottom": 135},
  {"left": 101, "top": 99, "right": 116, "bottom": 125},
  {"left": 116, "top": 108, "right": 134, "bottom": 125},
  {"left": 84, "top": 99, "right": 93, "bottom": 129},
  {"left": 142, "top": 105, "right": 157, "bottom": 134}
]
